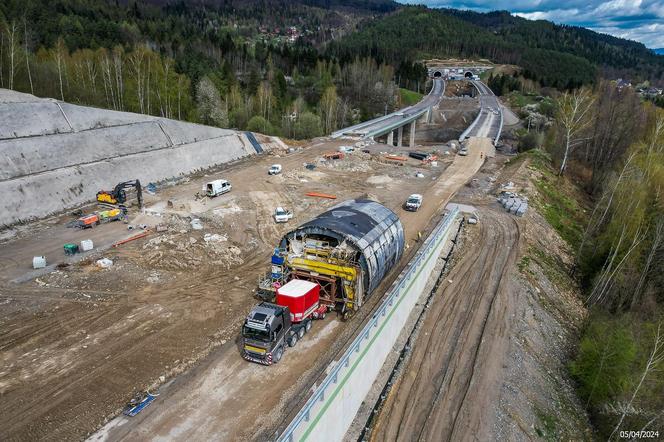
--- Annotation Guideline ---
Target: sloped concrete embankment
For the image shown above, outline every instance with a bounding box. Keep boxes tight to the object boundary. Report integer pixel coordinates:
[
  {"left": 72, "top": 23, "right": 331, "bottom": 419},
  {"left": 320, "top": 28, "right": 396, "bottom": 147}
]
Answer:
[{"left": 0, "top": 91, "right": 260, "bottom": 227}]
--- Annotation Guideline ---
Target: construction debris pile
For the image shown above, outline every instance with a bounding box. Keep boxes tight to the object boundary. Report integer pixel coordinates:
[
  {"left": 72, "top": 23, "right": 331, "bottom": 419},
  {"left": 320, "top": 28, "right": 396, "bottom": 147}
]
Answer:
[
  {"left": 142, "top": 233, "right": 243, "bottom": 271},
  {"left": 320, "top": 152, "right": 373, "bottom": 172}
]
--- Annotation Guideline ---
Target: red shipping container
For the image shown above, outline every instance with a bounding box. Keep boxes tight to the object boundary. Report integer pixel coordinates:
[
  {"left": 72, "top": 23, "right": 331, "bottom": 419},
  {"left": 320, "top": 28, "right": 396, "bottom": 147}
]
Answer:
[{"left": 276, "top": 279, "right": 320, "bottom": 323}]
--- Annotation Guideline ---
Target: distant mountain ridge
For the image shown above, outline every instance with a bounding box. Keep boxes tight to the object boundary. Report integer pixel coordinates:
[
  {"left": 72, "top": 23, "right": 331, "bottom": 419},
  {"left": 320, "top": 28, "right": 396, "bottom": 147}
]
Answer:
[
  {"left": 329, "top": 6, "right": 664, "bottom": 85},
  {"left": 437, "top": 9, "right": 664, "bottom": 83}
]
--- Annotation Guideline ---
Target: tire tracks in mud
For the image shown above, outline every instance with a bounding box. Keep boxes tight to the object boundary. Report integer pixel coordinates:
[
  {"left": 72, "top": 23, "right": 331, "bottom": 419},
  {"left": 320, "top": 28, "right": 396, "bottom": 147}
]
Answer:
[{"left": 372, "top": 209, "right": 521, "bottom": 442}]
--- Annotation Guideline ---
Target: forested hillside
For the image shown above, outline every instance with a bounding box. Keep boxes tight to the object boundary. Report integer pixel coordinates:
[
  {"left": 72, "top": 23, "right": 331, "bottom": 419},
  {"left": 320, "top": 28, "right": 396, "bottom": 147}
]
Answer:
[
  {"left": 506, "top": 76, "right": 664, "bottom": 437},
  {"left": 1, "top": 1, "right": 662, "bottom": 137},
  {"left": 330, "top": 7, "right": 664, "bottom": 88},
  {"left": 0, "top": 0, "right": 423, "bottom": 138},
  {"left": 446, "top": 10, "right": 664, "bottom": 83}
]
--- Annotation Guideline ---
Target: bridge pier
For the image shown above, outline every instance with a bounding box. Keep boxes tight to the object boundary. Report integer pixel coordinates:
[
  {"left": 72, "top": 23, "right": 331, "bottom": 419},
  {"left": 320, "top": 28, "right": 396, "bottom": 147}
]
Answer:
[
  {"left": 397, "top": 126, "right": 403, "bottom": 147},
  {"left": 387, "top": 130, "right": 394, "bottom": 146},
  {"left": 409, "top": 121, "right": 416, "bottom": 147}
]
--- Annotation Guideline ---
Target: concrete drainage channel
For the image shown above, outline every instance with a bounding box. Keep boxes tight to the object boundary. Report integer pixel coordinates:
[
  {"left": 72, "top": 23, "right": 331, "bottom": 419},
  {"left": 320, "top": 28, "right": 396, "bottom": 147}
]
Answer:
[
  {"left": 357, "top": 218, "right": 464, "bottom": 441},
  {"left": 278, "top": 207, "right": 461, "bottom": 442}
]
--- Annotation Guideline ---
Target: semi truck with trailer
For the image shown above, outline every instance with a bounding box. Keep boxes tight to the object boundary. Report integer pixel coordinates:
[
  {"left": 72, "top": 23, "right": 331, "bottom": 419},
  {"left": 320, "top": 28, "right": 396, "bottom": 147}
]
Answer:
[
  {"left": 242, "top": 279, "right": 327, "bottom": 364},
  {"left": 243, "top": 199, "right": 404, "bottom": 365}
]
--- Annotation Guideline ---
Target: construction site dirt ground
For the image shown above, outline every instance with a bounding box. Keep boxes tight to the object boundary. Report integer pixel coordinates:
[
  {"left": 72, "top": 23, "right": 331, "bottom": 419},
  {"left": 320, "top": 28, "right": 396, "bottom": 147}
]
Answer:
[
  {"left": 0, "top": 112, "right": 493, "bottom": 442},
  {"left": 366, "top": 150, "right": 591, "bottom": 441}
]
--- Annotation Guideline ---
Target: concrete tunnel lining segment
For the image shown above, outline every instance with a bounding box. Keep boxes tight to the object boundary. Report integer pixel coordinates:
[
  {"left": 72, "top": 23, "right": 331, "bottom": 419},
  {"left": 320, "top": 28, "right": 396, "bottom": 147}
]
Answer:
[{"left": 280, "top": 199, "right": 405, "bottom": 300}]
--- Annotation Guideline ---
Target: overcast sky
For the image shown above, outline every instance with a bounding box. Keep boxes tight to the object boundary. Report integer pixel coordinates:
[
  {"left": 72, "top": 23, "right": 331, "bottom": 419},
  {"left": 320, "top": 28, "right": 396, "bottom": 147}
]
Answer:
[{"left": 398, "top": 1, "right": 664, "bottom": 49}]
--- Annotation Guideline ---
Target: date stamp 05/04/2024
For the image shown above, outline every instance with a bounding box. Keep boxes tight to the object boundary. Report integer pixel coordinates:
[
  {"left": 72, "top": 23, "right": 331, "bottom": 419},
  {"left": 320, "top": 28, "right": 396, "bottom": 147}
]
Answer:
[{"left": 619, "top": 430, "right": 660, "bottom": 439}]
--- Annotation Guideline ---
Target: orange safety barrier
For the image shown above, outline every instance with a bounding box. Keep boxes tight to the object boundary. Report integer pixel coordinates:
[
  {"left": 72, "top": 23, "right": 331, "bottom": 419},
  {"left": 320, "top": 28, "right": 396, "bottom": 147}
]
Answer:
[
  {"left": 305, "top": 192, "right": 337, "bottom": 199},
  {"left": 385, "top": 155, "right": 408, "bottom": 161},
  {"left": 112, "top": 231, "right": 150, "bottom": 247}
]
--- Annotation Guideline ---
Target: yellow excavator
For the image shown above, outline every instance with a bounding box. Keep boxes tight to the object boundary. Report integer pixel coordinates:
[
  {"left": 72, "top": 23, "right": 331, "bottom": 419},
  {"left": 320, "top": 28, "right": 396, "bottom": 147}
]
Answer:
[{"left": 96, "top": 180, "right": 143, "bottom": 208}]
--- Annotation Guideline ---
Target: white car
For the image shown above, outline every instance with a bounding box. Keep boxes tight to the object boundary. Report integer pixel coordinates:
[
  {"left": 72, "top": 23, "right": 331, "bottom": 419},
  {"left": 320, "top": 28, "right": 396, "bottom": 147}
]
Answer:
[
  {"left": 268, "top": 164, "right": 282, "bottom": 175},
  {"left": 458, "top": 147, "right": 469, "bottom": 156},
  {"left": 338, "top": 146, "right": 354, "bottom": 153},
  {"left": 404, "top": 194, "right": 423, "bottom": 212},
  {"left": 274, "top": 207, "right": 293, "bottom": 223}
]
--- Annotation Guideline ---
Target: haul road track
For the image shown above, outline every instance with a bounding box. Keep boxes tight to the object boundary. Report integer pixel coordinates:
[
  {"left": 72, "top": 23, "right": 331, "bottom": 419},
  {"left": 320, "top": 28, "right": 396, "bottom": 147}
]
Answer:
[{"left": 371, "top": 209, "right": 521, "bottom": 441}]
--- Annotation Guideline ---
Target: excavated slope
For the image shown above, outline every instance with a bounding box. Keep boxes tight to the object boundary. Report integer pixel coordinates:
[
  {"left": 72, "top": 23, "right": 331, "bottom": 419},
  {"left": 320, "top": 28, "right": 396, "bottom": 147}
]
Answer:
[{"left": 0, "top": 89, "right": 260, "bottom": 227}]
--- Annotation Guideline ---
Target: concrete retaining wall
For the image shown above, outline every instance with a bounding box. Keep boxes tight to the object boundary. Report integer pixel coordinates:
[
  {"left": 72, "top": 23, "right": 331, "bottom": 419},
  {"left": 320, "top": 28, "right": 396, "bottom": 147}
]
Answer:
[
  {"left": 0, "top": 89, "right": 262, "bottom": 227},
  {"left": 0, "top": 133, "right": 253, "bottom": 226},
  {"left": 278, "top": 207, "right": 460, "bottom": 442},
  {"left": 0, "top": 101, "right": 71, "bottom": 138}
]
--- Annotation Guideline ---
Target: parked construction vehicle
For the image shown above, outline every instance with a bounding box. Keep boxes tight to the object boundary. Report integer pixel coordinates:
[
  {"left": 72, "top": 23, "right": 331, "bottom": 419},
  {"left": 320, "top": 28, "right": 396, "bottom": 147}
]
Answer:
[
  {"left": 243, "top": 279, "right": 327, "bottom": 365},
  {"left": 404, "top": 194, "right": 423, "bottom": 212},
  {"left": 76, "top": 208, "right": 124, "bottom": 229},
  {"left": 274, "top": 207, "right": 293, "bottom": 223},
  {"left": 245, "top": 200, "right": 403, "bottom": 365},
  {"left": 206, "top": 179, "right": 232, "bottom": 197},
  {"left": 77, "top": 214, "right": 100, "bottom": 229},
  {"left": 97, "top": 180, "right": 143, "bottom": 208}
]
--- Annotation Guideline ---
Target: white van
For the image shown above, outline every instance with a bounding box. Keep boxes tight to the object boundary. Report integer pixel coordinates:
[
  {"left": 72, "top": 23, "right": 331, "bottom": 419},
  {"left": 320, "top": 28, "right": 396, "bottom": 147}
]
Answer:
[{"left": 206, "top": 179, "right": 232, "bottom": 197}]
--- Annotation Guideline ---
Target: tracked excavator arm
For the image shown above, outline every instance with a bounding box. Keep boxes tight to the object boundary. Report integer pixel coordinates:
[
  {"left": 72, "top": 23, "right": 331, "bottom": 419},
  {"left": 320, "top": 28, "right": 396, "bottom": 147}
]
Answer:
[{"left": 96, "top": 180, "right": 143, "bottom": 208}]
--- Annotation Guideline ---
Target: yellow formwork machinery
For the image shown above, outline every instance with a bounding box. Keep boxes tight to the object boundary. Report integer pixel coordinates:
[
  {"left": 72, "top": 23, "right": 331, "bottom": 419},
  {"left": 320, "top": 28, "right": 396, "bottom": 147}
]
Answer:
[
  {"left": 274, "top": 199, "right": 404, "bottom": 318},
  {"left": 287, "top": 256, "right": 360, "bottom": 311}
]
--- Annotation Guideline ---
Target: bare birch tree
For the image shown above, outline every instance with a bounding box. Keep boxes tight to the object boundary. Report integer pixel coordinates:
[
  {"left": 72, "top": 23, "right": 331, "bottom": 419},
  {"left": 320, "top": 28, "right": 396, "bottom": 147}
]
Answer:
[
  {"left": 99, "top": 49, "right": 116, "bottom": 109},
  {"left": 0, "top": 32, "right": 4, "bottom": 88},
  {"left": 645, "top": 115, "right": 664, "bottom": 179},
  {"left": 112, "top": 46, "right": 124, "bottom": 111},
  {"left": 609, "top": 322, "right": 664, "bottom": 440},
  {"left": 129, "top": 46, "right": 147, "bottom": 113},
  {"left": 631, "top": 218, "right": 664, "bottom": 309},
  {"left": 23, "top": 18, "right": 33, "bottom": 94},
  {"left": 555, "top": 88, "right": 596, "bottom": 176},
  {"left": 53, "top": 38, "right": 67, "bottom": 101},
  {"left": 320, "top": 85, "right": 338, "bottom": 134},
  {"left": 4, "top": 21, "right": 20, "bottom": 90},
  {"left": 588, "top": 198, "right": 647, "bottom": 307},
  {"left": 577, "top": 152, "right": 637, "bottom": 257}
]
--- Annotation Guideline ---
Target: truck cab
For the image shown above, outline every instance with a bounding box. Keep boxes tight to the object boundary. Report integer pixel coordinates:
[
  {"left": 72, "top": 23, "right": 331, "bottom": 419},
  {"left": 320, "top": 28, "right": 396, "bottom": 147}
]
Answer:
[
  {"left": 268, "top": 164, "right": 282, "bottom": 175},
  {"left": 242, "top": 302, "right": 293, "bottom": 365},
  {"left": 243, "top": 280, "right": 325, "bottom": 365}
]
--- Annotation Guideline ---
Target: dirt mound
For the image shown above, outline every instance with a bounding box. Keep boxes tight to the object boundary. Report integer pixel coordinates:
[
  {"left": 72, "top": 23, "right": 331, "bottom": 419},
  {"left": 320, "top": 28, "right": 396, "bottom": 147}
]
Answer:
[
  {"left": 143, "top": 234, "right": 244, "bottom": 271},
  {"left": 320, "top": 152, "right": 373, "bottom": 172}
]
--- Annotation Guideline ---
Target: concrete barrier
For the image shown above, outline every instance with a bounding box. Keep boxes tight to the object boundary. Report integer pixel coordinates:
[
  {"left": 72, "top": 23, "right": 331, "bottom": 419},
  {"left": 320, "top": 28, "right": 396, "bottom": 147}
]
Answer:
[
  {"left": 494, "top": 103, "right": 504, "bottom": 145},
  {"left": 278, "top": 206, "right": 460, "bottom": 442},
  {"left": 458, "top": 108, "right": 483, "bottom": 142},
  {"left": 459, "top": 80, "right": 503, "bottom": 145}
]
